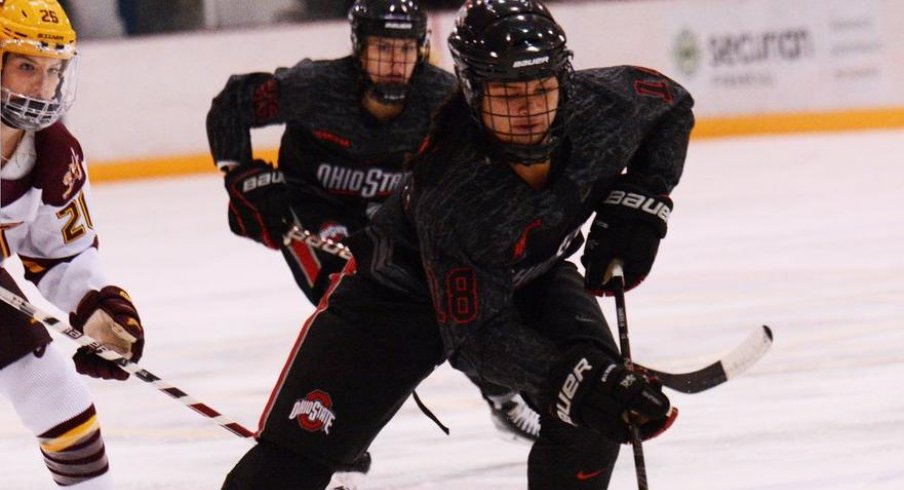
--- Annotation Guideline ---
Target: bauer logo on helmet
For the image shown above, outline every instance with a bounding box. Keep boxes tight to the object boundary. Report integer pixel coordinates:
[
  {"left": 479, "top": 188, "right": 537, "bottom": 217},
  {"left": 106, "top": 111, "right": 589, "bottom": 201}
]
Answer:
[
  {"left": 384, "top": 21, "right": 413, "bottom": 30},
  {"left": 512, "top": 56, "right": 550, "bottom": 69}
]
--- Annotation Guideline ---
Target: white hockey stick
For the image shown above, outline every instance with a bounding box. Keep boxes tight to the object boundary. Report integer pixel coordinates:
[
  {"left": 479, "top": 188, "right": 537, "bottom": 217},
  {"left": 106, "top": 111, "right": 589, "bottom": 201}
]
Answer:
[
  {"left": 0, "top": 285, "right": 254, "bottom": 438},
  {"left": 635, "top": 325, "right": 773, "bottom": 394}
]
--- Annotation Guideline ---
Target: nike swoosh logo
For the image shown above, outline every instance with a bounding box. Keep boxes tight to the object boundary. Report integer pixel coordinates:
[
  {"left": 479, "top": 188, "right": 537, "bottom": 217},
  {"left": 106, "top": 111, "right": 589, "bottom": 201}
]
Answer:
[{"left": 576, "top": 468, "right": 607, "bottom": 481}]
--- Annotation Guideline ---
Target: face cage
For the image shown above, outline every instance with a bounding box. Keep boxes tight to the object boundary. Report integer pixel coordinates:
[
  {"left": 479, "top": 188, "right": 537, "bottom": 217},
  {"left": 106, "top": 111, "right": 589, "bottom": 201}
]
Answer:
[
  {"left": 478, "top": 77, "right": 563, "bottom": 165},
  {"left": 358, "top": 36, "right": 425, "bottom": 105},
  {"left": 0, "top": 54, "right": 79, "bottom": 131}
]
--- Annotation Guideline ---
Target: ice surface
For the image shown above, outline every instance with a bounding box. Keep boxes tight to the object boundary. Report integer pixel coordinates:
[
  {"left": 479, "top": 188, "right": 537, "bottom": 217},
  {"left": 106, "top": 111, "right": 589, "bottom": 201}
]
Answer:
[{"left": 2, "top": 129, "right": 902, "bottom": 489}]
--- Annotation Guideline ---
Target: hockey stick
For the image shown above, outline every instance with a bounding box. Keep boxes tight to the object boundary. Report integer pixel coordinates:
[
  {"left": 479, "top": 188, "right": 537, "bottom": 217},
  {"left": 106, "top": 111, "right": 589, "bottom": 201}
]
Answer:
[
  {"left": 283, "top": 224, "right": 352, "bottom": 260},
  {"left": 283, "top": 210, "right": 352, "bottom": 260},
  {"left": 608, "top": 261, "right": 650, "bottom": 490},
  {"left": 0, "top": 285, "right": 254, "bottom": 439},
  {"left": 283, "top": 219, "right": 773, "bottom": 395},
  {"left": 634, "top": 325, "right": 773, "bottom": 394}
]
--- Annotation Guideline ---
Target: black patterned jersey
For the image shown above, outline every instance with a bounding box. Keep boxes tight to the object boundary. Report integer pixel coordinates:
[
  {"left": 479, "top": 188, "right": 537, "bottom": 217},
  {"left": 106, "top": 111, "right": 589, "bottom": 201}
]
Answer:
[
  {"left": 206, "top": 57, "right": 456, "bottom": 229},
  {"left": 350, "top": 66, "right": 695, "bottom": 393}
]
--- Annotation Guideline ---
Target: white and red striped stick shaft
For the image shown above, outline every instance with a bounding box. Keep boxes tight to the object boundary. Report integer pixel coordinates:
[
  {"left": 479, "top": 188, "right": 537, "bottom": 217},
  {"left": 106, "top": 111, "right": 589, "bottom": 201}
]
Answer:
[{"left": 0, "top": 285, "right": 254, "bottom": 439}]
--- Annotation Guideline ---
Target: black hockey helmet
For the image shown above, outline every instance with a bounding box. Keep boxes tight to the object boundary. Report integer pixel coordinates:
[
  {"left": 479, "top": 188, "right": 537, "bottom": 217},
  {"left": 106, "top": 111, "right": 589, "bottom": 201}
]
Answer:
[
  {"left": 448, "top": 0, "right": 572, "bottom": 164},
  {"left": 349, "top": 0, "right": 430, "bottom": 104},
  {"left": 349, "top": 0, "right": 429, "bottom": 50}
]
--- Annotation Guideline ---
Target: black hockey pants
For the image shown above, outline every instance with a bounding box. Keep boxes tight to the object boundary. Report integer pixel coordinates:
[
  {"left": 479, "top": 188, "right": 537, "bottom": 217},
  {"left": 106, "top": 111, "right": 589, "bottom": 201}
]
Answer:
[{"left": 223, "top": 260, "right": 619, "bottom": 489}]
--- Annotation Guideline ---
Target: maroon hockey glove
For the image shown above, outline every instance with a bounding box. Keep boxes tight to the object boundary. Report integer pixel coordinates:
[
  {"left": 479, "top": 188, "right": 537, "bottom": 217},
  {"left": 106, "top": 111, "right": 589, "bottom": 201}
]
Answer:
[
  {"left": 224, "top": 159, "right": 291, "bottom": 250},
  {"left": 547, "top": 345, "right": 676, "bottom": 444},
  {"left": 70, "top": 286, "right": 144, "bottom": 381},
  {"left": 582, "top": 180, "right": 672, "bottom": 295}
]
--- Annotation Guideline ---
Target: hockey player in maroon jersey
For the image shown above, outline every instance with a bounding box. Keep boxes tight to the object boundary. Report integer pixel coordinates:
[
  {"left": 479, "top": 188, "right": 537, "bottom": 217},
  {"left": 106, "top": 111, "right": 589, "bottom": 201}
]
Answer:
[
  {"left": 222, "top": 0, "right": 692, "bottom": 488},
  {"left": 207, "top": 0, "right": 541, "bottom": 474},
  {"left": 0, "top": 1, "right": 145, "bottom": 488}
]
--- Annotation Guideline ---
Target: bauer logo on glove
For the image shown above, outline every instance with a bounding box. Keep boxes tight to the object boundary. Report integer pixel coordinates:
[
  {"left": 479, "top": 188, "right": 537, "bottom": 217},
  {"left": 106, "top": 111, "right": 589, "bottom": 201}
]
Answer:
[
  {"left": 582, "top": 180, "right": 673, "bottom": 295},
  {"left": 241, "top": 170, "right": 285, "bottom": 193},
  {"left": 224, "top": 159, "right": 291, "bottom": 249},
  {"left": 603, "top": 189, "right": 671, "bottom": 223}
]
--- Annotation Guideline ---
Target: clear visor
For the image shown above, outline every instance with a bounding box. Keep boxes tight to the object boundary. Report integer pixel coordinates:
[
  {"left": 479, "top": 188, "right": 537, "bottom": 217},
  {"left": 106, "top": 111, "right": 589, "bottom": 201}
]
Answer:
[
  {"left": 480, "top": 76, "right": 560, "bottom": 149},
  {"left": 1, "top": 43, "right": 79, "bottom": 131}
]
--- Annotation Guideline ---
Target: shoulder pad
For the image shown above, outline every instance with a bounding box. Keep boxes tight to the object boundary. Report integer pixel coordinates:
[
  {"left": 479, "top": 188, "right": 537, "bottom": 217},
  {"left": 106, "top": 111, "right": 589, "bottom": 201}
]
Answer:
[
  {"left": 277, "top": 57, "right": 358, "bottom": 101},
  {"left": 574, "top": 66, "right": 688, "bottom": 106},
  {"left": 32, "top": 122, "right": 86, "bottom": 207},
  {"left": 412, "top": 65, "right": 457, "bottom": 101},
  {"left": 420, "top": 64, "right": 457, "bottom": 87},
  {"left": 282, "top": 57, "right": 353, "bottom": 80}
]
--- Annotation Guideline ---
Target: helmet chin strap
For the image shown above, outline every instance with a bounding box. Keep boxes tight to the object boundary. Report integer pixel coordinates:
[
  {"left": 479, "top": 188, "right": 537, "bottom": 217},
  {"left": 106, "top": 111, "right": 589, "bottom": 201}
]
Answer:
[
  {"left": 487, "top": 132, "right": 559, "bottom": 166},
  {"left": 366, "top": 82, "right": 409, "bottom": 105}
]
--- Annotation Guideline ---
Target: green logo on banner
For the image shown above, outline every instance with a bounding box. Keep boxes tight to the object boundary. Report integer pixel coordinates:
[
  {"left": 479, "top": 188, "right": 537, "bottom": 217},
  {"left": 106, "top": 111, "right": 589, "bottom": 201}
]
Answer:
[{"left": 673, "top": 29, "right": 700, "bottom": 77}]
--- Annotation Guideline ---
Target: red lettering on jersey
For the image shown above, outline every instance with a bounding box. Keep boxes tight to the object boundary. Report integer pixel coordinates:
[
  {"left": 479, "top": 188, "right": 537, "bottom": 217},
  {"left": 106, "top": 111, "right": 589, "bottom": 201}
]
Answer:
[
  {"left": 416, "top": 135, "right": 431, "bottom": 156},
  {"left": 427, "top": 266, "right": 480, "bottom": 324},
  {"left": 313, "top": 130, "right": 351, "bottom": 148},
  {"left": 425, "top": 265, "right": 447, "bottom": 324},
  {"left": 634, "top": 79, "right": 673, "bottom": 103},
  {"left": 630, "top": 66, "right": 673, "bottom": 103},
  {"left": 445, "top": 268, "right": 479, "bottom": 324},
  {"left": 513, "top": 219, "right": 542, "bottom": 261},
  {"left": 253, "top": 78, "right": 279, "bottom": 122}
]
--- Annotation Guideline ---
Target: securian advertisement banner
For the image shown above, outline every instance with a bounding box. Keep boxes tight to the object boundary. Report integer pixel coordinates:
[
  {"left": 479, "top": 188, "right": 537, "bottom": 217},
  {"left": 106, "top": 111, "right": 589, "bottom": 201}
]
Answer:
[{"left": 664, "top": 0, "right": 896, "bottom": 116}]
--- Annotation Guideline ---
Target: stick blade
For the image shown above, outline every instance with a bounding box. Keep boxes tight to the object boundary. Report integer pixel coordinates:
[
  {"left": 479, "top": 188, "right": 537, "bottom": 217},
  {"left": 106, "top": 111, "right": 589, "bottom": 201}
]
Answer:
[{"left": 639, "top": 325, "right": 773, "bottom": 394}]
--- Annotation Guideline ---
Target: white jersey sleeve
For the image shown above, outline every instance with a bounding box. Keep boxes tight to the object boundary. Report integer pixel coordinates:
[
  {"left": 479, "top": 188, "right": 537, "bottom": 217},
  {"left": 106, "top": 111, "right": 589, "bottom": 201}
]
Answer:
[
  {"left": 17, "top": 180, "right": 108, "bottom": 312},
  {"left": 1, "top": 124, "right": 108, "bottom": 313}
]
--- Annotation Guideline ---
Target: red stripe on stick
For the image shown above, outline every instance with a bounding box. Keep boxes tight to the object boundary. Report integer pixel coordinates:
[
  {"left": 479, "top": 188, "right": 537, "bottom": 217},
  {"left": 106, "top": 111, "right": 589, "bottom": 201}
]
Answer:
[
  {"left": 190, "top": 403, "right": 221, "bottom": 418},
  {"left": 163, "top": 387, "right": 187, "bottom": 398}
]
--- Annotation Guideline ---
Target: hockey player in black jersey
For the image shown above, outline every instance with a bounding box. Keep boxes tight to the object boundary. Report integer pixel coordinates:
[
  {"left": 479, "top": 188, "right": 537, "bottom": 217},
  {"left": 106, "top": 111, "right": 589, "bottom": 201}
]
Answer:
[
  {"left": 208, "top": 0, "right": 540, "bottom": 484},
  {"left": 221, "top": 0, "right": 692, "bottom": 488},
  {"left": 206, "top": 0, "right": 450, "bottom": 304}
]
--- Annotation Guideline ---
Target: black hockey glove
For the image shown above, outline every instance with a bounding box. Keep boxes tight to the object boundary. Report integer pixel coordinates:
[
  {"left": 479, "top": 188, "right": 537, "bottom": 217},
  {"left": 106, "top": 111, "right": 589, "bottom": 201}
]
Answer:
[
  {"left": 582, "top": 180, "right": 672, "bottom": 295},
  {"left": 547, "top": 345, "right": 676, "bottom": 444},
  {"left": 224, "top": 159, "right": 291, "bottom": 250}
]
